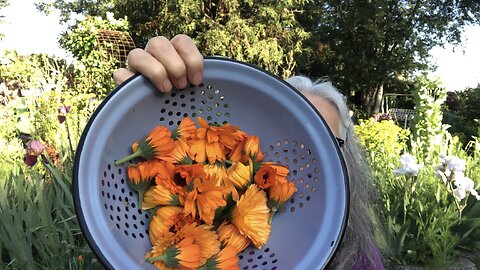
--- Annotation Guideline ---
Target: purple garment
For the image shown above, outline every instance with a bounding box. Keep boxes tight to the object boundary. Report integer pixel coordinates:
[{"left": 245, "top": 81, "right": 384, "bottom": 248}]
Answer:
[{"left": 353, "top": 244, "right": 385, "bottom": 270}]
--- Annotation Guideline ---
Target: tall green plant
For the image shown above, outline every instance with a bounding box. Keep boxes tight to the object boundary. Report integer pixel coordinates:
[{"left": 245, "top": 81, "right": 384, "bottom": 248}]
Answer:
[{"left": 410, "top": 75, "right": 450, "bottom": 164}]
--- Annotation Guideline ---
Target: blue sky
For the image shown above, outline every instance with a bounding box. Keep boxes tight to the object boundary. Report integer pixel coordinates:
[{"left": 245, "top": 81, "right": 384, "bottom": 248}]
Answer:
[{"left": 1, "top": 1, "right": 479, "bottom": 92}]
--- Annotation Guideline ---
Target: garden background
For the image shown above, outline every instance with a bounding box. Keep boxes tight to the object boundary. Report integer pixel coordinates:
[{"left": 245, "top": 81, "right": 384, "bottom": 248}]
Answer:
[{"left": 1, "top": 0, "right": 480, "bottom": 269}]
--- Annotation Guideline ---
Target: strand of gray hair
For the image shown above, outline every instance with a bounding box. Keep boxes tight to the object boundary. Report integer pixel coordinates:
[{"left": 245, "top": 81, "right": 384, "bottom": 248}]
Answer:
[{"left": 286, "top": 75, "right": 380, "bottom": 269}]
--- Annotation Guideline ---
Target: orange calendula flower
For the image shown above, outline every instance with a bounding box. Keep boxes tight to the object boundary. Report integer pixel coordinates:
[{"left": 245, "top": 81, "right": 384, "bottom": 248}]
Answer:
[
  {"left": 268, "top": 181, "right": 297, "bottom": 205},
  {"left": 189, "top": 117, "right": 245, "bottom": 164},
  {"left": 115, "top": 125, "right": 175, "bottom": 165},
  {"left": 161, "top": 138, "right": 193, "bottom": 165},
  {"left": 171, "top": 117, "right": 197, "bottom": 140},
  {"left": 149, "top": 206, "right": 184, "bottom": 244},
  {"left": 199, "top": 245, "right": 240, "bottom": 270},
  {"left": 217, "top": 221, "right": 251, "bottom": 253},
  {"left": 228, "top": 139, "right": 245, "bottom": 163},
  {"left": 153, "top": 161, "right": 186, "bottom": 196},
  {"left": 204, "top": 163, "right": 240, "bottom": 201},
  {"left": 227, "top": 161, "right": 253, "bottom": 190},
  {"left": 267, "top": 180, "right": 297, "bottom": 224},
  {"left": 176, "top": 223, "right": 221, "bottom": 265},
  {"left": 142, "top": 184, "right": 180, "bottom": 210},
  {"left": 126, "top": 160, "right": 162, "bottom": 209},
  {"left": 231, "top": 185, "right": 271, "bottom": 249},
  {"left": 146, "top": 236, "right": 201, "bottom": 269},
  {"left": 203, "top": 163, "right": 228, "bottom": 187},
  {"left": 254, "top": 163, "right": 289, "bottom": 189},
  {"left": 244, "top": 135, "right": 264, "bottom": 162},
  {"left": 184, "top": 179, "right": 227, "bottom": 225},
  {"left": 253, "top": 164, "right": 277, "bottom": 189},
  {"left": 175, "top": 163, "right": 206, "bottom": 187}
]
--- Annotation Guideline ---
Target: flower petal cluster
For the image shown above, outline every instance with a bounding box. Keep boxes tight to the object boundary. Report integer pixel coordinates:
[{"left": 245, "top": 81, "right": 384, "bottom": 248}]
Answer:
[
  {"left": 435, "top": 154, "right": 480, "bottom": 202},
  {"left": 24, "top": 140, "right": 46, "bottom": 167},
  {"left": 393, "top": 153, "right": 424, "bottom": 177},
  {"left": 116, "top": 116, "right": 297, "bottom": 269}
]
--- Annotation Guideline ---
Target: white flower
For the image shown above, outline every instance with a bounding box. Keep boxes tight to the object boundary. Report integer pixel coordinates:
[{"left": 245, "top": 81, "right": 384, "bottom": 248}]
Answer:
[
  {"left": 393, "top": 154, "right": 424, "bottom": 177},
  {"left": 454, "top": 176, "right": 474, "bottom": 190},
  {"left": 453, "top": 187, "right": 467, "bottom": 201},
  {"left": 446, "top": 156, "right": 466, "bottom": 173},
  {"left": 452, "top": 176, "right": 480, "bottom": 201},
  {"left": 399, "top": 153, "right": 417, "bottom": 166}
]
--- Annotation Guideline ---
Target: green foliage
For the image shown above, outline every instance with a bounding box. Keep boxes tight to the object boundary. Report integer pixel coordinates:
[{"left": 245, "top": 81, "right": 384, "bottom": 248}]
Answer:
[
  {"left": 355, "top": 118, "right": 410, "bottom": 160},
  {"left": 297, "top": 0, "right": 480, "bottom": 115},
  {"left": 0, "top": 51, "right": 67, "bottom": 91},
  {"left": 409, "top": 74, "right": 450, "bottom": 164},
  {"left": 357, "top": 83, "right": 480, "bottom": 268},
  {"left": 0, "top": 48, "right": 102, "bottom": 269},
  {"left": 454, "top": 84, "right": 480, "bottom": 144},
  {"left": 40, "top": 0, "right": 311, "bottom": 79},
  {"left": 59, "top": 13, "right": 129, "bottom": 97}
]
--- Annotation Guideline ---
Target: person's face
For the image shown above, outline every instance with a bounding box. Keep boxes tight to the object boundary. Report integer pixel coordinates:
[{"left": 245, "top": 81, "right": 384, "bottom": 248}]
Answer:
[{"left": 304, "top": 94, "right": 343, "bottom": 139}]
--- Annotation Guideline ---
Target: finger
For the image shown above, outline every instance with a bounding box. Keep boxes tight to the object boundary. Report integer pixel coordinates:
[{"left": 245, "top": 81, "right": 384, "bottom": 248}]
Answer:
[
  {"left": 113, "top": 68, "right": 135, "bottom": 86},
  {"left": 171, "top": 34, "right": 204, "bottom": 86},
  {"left": 126, "top": 48, "right": 172, "bottom": 93},
  {"left": 145, "top": 36, "right": 188, "bottom": 89}
]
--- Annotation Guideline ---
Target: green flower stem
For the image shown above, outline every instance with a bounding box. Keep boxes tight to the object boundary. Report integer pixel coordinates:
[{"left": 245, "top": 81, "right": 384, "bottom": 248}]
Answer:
[
  {"left": 145, "top": 254, "right": 168, "bottom": 263},
  {"left": 114, "top": 149, "right": 144, "bottom": 166},
  {"left": 269, "top": 210, "right": 277, "bottom": 224}
]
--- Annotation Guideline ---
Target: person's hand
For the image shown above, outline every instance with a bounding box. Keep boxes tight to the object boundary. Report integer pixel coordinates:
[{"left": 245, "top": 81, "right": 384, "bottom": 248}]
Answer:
[{"left": 113, "top": 34, "right": 204, "bottom": 93}]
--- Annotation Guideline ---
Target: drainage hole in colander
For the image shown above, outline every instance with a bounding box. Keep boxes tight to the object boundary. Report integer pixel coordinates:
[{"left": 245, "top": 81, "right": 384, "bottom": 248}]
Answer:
[
  {"left": 247, "top": 259, "right": 253, "bottom": 263},
  {"left": 330, "top": 241, "right": 335, "bottom": 247},
  {"left": 257, "top": 255, "right": 263, "bottom": 259}
]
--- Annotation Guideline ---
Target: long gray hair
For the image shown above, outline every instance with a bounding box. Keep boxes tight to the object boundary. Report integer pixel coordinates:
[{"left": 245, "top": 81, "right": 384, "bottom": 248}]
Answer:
[{"left": 286, "top": 76, "right": 380, "bottom": 269}]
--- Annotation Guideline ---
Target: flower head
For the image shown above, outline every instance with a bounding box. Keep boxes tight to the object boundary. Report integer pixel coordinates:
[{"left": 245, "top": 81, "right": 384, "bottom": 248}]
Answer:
[
  {"left": 149, "top": 206, "right": 184, "bottom": 244},
  {"left": 227, "top": 161, "right": 253, "bottom": 191},
  {"left": 254, "top": 163, "right": 289, "bottom": 189},
  {"left": 189, "top": 117, "right": 245, "bottom": 164},
  {"left": 200, "top": 245, "right": 240, "bottom": 270},
  {"left": 142, "top": 184, "right": 180, "bottom": 210},
  {"left": 393, "top": 153, "right": 423, "bottom": 177},
  {"left": 115, "top": 125, "right": 175, "bottom": 165},
  {"left": 24, "top": 140, "right": 45, "bottom": 167},
  {"left": 171, "top": 117, "right": 197, "bottom": 140},
  {"left": 57, "top": 104, "right": 71, "bottom": 123},
  {"left": 450, "top": 175, "right": 480, "bottom": 201},
  {"left": 217, "top": 221, "right": 250, "bottom": 253},
  {"left": 146, "top": 237, "right": 201, "bottom": 269},
  {"left": 231, "top": 184, "right": 271, "bottom": 249},
  {"left": 184, "top": 180, "right": 227, "bottom": 225},
  {"left": 176, "top": 223, "right": 221, "bottom": 265}
]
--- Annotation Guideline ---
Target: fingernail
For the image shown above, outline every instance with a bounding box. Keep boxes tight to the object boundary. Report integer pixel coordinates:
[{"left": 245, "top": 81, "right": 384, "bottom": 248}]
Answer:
[
  {"left": 162, "top": 80, "right": 172, "bottom": 92},
  {"left": 192, "top": 72, "right": 203, "bottom": 85},
  {"left": 177, "top": 77, "right": 188, "bottom": 89}
]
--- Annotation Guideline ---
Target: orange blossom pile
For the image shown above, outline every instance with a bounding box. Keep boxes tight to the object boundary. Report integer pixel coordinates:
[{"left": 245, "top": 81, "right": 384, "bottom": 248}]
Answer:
[{"left": 114, "top": 116, "right": 297, "bottom": 270}]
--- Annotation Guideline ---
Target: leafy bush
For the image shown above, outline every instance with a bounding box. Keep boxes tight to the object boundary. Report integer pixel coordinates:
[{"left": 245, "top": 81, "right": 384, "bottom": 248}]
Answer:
[
  {"left": 357, "top": 78, "right": 480, "bottom": 268},
  {"left": 0, "top": 50, "right": 102, "bottom": 269},
  {"left": 59, "top": 13, "right": 129, "bottom": 97}
]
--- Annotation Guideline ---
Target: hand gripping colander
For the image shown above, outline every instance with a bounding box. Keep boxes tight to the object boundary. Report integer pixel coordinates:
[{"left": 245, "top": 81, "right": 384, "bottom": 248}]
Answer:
[{"left": 73, "top": 57, "right": 349, "bottom": 270}]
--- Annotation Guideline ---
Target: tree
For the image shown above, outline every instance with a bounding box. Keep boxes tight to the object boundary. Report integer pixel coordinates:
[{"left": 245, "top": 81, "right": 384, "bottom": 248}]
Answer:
[
  {"left": 38, "top": 0, "right": 311, "bottom": 79},
  {"left": 298, "top": 0, "right": 480, "bottom": 115}
]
